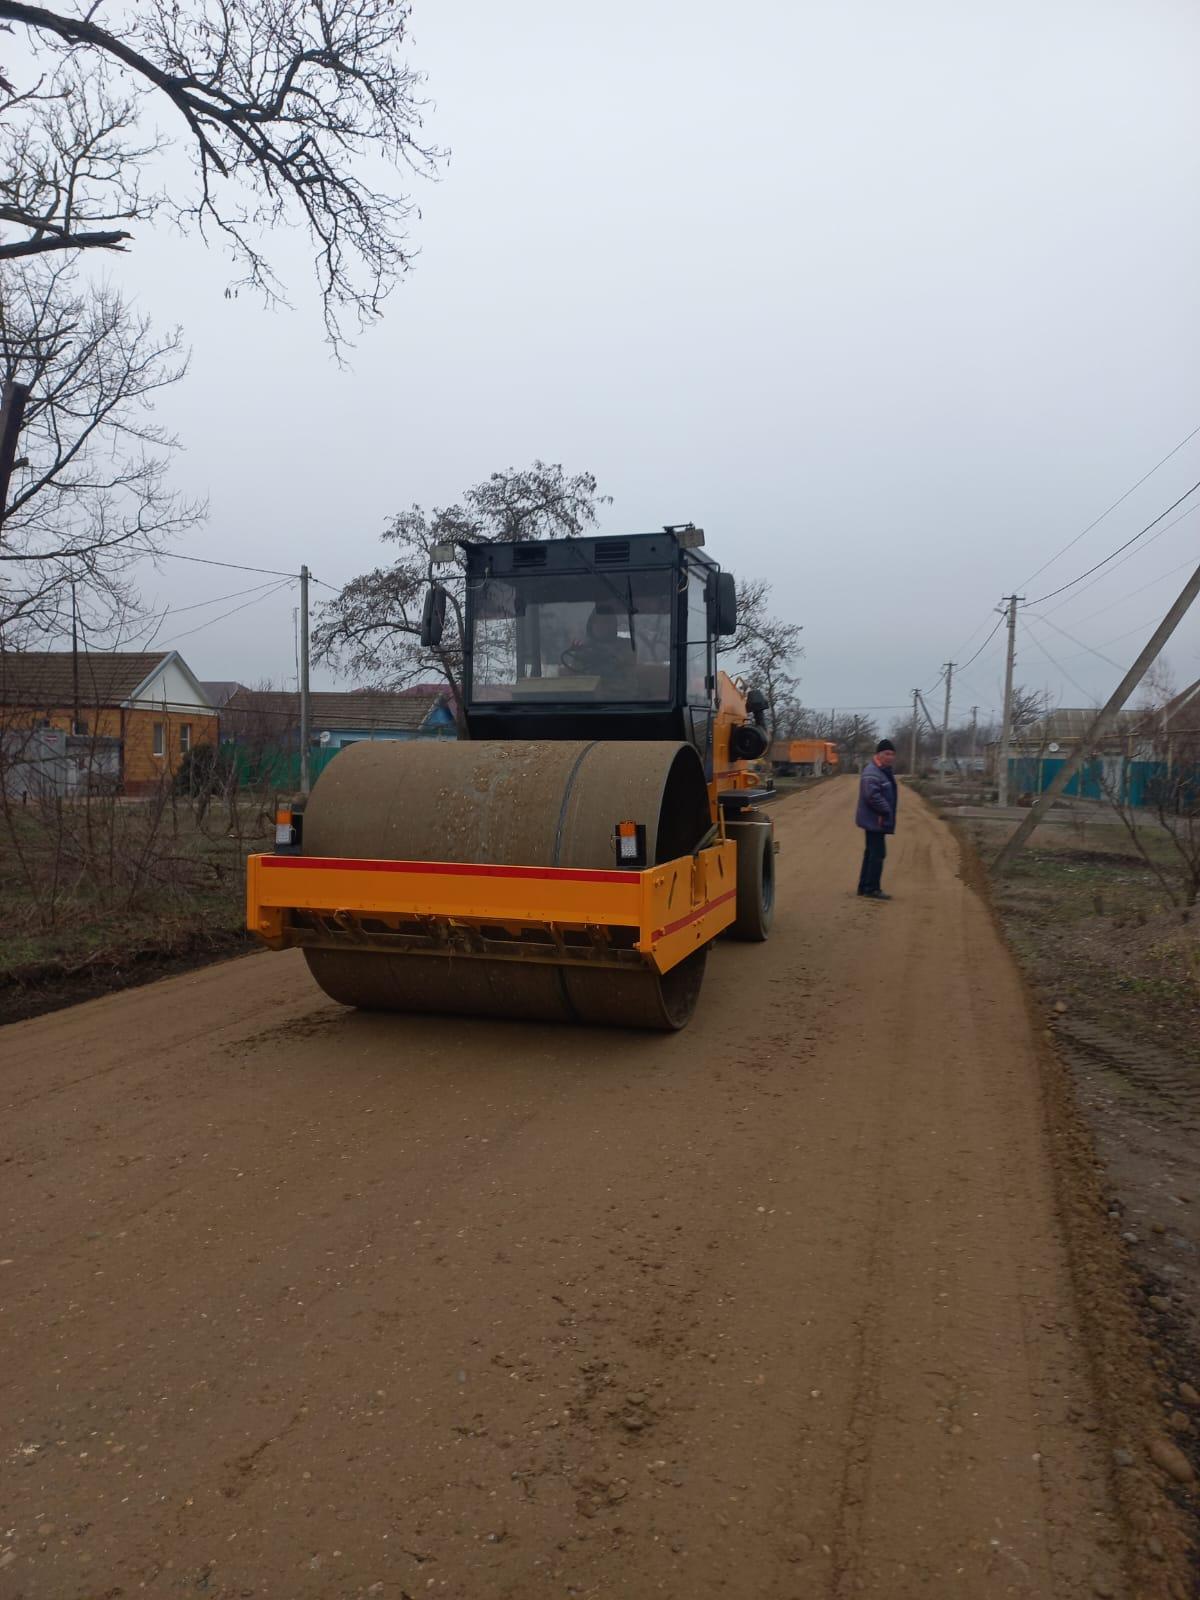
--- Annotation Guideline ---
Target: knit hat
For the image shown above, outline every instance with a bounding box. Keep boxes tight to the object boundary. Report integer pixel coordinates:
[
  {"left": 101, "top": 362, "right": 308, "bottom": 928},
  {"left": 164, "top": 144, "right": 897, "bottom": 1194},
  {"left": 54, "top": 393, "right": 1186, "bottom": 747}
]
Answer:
[{"left": 876, "top": 739, "right": 895, "bottom": 753}]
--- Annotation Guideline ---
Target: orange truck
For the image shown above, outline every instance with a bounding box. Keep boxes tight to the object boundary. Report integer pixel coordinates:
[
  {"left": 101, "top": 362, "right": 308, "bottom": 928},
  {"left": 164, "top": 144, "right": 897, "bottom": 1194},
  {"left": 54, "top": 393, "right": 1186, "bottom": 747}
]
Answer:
[{"left": 771, "top": 739, "right": 839, "bottom": 776}]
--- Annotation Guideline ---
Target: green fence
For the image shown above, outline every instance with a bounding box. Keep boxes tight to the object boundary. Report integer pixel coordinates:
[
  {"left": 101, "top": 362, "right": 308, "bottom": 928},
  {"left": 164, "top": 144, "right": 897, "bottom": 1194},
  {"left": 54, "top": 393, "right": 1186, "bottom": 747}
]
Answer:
[{"left": 223, "top": 743, "right": 342, "bottom": 790}]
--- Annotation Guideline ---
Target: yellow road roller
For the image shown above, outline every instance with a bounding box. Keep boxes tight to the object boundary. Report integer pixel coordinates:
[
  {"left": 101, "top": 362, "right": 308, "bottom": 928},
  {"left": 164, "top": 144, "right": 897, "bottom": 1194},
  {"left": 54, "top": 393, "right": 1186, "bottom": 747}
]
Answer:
[{"left": 246, "top": 525, "right": 775, "bottom": 1029}]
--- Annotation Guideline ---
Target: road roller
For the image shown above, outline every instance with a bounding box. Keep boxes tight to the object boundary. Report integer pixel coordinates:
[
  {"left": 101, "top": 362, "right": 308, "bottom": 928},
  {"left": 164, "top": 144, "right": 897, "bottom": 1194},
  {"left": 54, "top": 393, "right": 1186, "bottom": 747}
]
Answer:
[{"left": 246, "top": 524, "right": 775, "bottom": 1029}]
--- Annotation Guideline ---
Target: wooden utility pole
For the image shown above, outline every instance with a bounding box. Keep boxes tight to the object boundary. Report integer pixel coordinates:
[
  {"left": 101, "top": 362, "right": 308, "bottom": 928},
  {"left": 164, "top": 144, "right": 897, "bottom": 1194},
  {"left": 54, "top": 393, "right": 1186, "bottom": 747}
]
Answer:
[
  {"left": 969, "top": 706, "right": 978, "bottom": 763},
  {"left": 994, "top": 560, "right": 1200, "bottom": 873},
  {"left": 909, "top": 689, "right": 919, "bottom": 775},
  {"left": 939, "top": 662, "right": 955, "bottom": 775},
  {"left": 996, "top": 596, "right": 1022, "bottom": 806},
  {"left": 299, "top": 564, "right": 311, "bottom": 794}
]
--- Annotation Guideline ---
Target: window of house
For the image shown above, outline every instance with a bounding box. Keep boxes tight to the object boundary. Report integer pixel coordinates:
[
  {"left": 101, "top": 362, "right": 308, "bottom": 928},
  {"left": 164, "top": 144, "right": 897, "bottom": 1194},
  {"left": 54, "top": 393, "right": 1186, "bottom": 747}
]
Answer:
[
  {"left": 72, "top": 719, "right": 88, "bottom": 736},
  {"left": 153, "top": 722, "right": 165, "bottom": 757},
  {"left": 180, "top": 723, "right": 192, "bottom": 753}
]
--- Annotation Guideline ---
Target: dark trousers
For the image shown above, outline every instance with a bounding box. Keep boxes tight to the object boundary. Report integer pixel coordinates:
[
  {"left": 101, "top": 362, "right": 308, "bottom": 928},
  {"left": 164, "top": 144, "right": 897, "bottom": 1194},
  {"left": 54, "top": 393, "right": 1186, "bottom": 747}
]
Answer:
[{"left": 858, "top": 830, "right": 887, "bottom": 894}]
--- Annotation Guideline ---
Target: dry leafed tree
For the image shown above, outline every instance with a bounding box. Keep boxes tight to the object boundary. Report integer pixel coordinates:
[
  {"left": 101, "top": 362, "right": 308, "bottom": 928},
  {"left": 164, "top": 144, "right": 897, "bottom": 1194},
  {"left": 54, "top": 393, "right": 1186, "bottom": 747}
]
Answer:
[
  {"left": 1, "top": 0, "right": 442, "bottom": 342},
  {"left": 314, "top": 462, "right": 609, "bottom": 720},
  {"left": 0, "top": 259, "right": 203, "bottom": 643}
]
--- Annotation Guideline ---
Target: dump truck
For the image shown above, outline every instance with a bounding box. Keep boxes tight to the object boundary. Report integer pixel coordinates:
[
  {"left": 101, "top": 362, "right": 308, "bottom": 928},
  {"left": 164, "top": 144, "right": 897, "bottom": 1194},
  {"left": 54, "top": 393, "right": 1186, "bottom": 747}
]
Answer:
[
  {"left": 771, "top": 739, "right": 839, "bottom": 777},
  {"left": 246, "top": 525, "right": 774, "bottom": 1030}
]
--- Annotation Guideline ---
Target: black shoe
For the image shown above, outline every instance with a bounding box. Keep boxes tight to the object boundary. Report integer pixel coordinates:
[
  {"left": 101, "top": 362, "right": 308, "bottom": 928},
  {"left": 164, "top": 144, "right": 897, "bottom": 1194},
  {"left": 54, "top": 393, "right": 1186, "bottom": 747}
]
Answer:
[{"left": 862, "top": 889, "right": 892, "bottom": 900}]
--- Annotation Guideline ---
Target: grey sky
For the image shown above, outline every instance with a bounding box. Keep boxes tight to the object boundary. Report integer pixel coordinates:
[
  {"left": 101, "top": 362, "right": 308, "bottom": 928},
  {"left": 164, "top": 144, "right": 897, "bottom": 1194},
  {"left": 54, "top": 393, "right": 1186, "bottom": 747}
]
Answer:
[{"left": 107, "top": 0, "right": 1199, "bottom": 727}]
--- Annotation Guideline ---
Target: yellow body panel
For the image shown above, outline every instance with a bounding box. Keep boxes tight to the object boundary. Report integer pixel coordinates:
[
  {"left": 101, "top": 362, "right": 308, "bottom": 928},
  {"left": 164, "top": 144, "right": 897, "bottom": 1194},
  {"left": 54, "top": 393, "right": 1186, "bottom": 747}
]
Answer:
[{"left": 247, "top": 840, "right": 737, "bottom": 976}]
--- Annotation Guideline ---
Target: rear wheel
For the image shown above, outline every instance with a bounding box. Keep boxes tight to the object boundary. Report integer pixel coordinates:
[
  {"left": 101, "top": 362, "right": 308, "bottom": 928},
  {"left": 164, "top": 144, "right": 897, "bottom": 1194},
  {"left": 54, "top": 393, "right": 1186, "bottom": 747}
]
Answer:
[{"left": 727, "top": 818, "right": 775, "bottom": 941}]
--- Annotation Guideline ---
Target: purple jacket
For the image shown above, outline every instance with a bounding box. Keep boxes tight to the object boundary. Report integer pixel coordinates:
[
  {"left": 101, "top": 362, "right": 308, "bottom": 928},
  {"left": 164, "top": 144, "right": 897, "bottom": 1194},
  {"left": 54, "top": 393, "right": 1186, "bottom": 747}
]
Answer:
[{"left": 856, "top": 760, "right": 897, "bottom": 834}]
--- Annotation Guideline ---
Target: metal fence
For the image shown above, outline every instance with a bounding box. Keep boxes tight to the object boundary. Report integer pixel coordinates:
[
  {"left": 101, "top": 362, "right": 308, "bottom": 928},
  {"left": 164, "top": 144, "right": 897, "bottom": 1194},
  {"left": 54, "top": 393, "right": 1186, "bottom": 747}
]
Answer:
[{"left": 1, "top": 728, "right": 122, "bottom": 800}]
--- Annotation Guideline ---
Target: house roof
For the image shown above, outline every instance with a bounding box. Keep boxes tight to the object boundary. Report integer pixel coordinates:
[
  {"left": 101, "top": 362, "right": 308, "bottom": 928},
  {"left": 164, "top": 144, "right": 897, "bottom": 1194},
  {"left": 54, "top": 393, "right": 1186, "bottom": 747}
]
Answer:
[
  {"left": 1130, "top": 677, "right": 1200, "bottom": 738},
  {"left": 200, "top": 679, "right": 244, "bottom": 708},
  {"left": 224, "top": 686, "right": 447, "bottom": 732},
  {"left": 0, "top": 650, "right": 210, "bottom": 710},
  {"left": 1017, "top": 708, "right": 1138, "bottom": 744}
]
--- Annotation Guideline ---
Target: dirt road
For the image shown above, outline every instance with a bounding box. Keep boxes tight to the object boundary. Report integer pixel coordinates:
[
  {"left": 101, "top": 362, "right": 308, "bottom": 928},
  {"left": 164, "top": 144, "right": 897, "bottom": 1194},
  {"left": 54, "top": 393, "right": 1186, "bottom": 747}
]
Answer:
[{"left": 1, "top": 780, "right": 1138, "bottom": 1597}]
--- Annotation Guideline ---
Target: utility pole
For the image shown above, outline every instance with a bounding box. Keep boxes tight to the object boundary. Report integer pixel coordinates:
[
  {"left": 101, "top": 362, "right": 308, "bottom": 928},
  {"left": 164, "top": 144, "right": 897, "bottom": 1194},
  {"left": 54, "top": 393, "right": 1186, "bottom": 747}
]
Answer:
[
  {"left": 909, "top": 688, "right": 919, "bottom": 775},
  {"left": 71, "top": 578, "right": 80, "bottom": 735},
  {"left": 299, "top": 564, "right": 311, "bottom": 795},
  {"left": 939, "top": 662, "right": 955, "bottom": 776},
  {"left": 969, "top": 706, "right": 978, "bottom": 765},
  {"left": 996, "top": 595, "right": 1022, "bottom": 807},
  {"left": 994, "top": 559, "right": 1200, "bottom": 873}
]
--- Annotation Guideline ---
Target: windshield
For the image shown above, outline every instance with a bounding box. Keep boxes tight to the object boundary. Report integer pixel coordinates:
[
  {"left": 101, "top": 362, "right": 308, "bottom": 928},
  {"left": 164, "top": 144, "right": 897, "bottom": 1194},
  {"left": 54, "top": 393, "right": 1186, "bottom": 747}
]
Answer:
[{"left": 468, "top": 569, "right": 676, "bottom": 703}]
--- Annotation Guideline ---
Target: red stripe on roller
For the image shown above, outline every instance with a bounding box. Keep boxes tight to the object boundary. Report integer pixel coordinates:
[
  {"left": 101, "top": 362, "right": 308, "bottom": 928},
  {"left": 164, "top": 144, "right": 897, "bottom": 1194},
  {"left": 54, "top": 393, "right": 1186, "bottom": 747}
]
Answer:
[
  {"left": 262, "top": 855, "right": 634, "bottom": 886},
  {"left": 652, "top": 888, "right": 737, "bottom": 941}
]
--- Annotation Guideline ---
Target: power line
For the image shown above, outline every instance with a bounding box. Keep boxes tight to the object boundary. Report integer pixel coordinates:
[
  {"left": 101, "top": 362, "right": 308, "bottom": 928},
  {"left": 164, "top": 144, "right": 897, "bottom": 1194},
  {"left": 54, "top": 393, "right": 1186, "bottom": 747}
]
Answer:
[
  {"left": 1020, "top": 618, "right": 1097, "bottom": 703},
  {"left": 152, "top": 550, "right": 342, "bottom": 590},
  {"left": 156, "top": 579, "right": 295, "bottom": 648},
  {"left": 1027, "top": 479, "right": 1200, "bottom": 607},
  {"left": 1065, "top": 549, "right": 1200, "bottom": 630},
  {"left": 959, "top": 611, "right": 1006, "bottom": 672},
  {"left": 1022, "top": 611, "right": 1125, "bottom": 671},
  {"left": 1019, "top": 420, "right": 1200, "bottom": 590},
  {"left": 1037, "top": 501, "right": 1200, "bottom": 618},
  {"left": 153, "top": 550, "right": 299, "bottom": 579},
  {"left": 141, "top": 577, "right": 285, "bottom": 626}
]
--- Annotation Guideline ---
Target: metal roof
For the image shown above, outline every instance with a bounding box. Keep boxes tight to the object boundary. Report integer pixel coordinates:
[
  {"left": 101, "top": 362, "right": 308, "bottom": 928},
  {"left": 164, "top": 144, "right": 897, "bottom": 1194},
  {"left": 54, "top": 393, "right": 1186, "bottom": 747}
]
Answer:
[{"left": 223, "top": 687, "right": 447, "bottom": 732}]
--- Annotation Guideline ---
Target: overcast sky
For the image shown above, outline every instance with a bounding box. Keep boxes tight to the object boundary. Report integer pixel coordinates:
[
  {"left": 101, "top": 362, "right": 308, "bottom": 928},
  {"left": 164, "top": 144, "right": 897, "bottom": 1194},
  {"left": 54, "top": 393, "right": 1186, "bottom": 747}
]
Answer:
[{"left": 103, "top": 0, "right": 1200, "bottom": 728}]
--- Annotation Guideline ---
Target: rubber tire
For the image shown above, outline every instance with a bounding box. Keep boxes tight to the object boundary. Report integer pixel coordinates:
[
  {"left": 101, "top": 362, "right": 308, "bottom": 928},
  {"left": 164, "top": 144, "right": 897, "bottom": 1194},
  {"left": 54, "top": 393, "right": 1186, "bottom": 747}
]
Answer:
[{"left": 728, "top": 819, "right": 775, "bottom": 942}]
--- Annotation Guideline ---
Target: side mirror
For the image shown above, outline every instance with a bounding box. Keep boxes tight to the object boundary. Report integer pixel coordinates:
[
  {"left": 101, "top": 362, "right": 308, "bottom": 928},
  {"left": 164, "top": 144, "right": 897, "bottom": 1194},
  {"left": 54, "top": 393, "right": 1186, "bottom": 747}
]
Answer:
[
  {"left": 420, "top": 584, "right": 448, "bottom": 648},
  {"left": 711, "top": 572, "right": 737, "bottom": 637}
]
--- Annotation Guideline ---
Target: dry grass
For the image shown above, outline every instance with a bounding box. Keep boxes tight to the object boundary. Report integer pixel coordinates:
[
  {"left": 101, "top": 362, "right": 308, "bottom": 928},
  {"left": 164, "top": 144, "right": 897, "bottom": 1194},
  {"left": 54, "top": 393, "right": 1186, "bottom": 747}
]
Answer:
[
  {"left": 0, "top": 786, "right": 275, "bottom": 1020},
  {"left": 959, "top": 816, "right": 1200, "bottom": 1060}
]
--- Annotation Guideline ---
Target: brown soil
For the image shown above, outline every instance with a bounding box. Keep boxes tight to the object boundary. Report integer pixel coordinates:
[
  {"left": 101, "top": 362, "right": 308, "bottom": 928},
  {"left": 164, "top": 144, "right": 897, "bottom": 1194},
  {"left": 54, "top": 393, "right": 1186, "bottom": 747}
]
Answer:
[{"left": 1, "top": 780, "right": 1192, "bottom": 1597}]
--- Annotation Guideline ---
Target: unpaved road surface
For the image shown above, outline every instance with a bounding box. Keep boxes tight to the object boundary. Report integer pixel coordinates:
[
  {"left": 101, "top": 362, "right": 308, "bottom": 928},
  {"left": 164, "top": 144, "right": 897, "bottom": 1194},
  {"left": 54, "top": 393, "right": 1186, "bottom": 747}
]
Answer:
[{"left": 2, "top": 781, "right": 1135, "bottom": 1597}]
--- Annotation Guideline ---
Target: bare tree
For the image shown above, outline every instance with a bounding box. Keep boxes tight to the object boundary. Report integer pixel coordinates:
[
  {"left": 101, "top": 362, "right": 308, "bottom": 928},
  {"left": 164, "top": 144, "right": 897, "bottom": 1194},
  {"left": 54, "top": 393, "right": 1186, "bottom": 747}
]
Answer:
[
  {"left": 718, "top": 578, "right": 803, "bottom": 737},
  {"left": 314, "top": 463, "right": 608, "bottom": 723},
  {"left": 0, "top": 259, "right": 202, "bottom": 643},
  {"left": 1, "top": 0, "right": 441, "bottom": 342},
  {"left": 1137, "top": 654, "right": 1177, "bottom": 713},
  {"left": 1010, "top": 685, "right": 1053, "bottom": 739}
]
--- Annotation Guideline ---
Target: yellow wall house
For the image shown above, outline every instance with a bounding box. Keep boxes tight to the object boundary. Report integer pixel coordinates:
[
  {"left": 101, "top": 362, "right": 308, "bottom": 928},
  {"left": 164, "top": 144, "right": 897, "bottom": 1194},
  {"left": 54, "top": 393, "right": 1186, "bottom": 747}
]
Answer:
[{"left": 0, "top": 650, "right": 218, "bottom": 795}]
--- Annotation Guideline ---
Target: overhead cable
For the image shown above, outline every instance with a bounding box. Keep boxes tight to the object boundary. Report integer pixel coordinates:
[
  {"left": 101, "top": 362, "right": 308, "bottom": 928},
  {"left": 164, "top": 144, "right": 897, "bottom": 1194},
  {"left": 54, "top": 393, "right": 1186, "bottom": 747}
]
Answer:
[
  {"left": 1019, "top": 420, "right": 1200, "bottom": 590},
  {"left": 1020, "top": 619, "right": 1099, "bottom": 703},
  {"left": 157, "top": 579, "right": 295, "bottom": 647},
  {"left": 1037, "top": 501, "right": 1200, "bottom": 617},
  {"left": 1027, "top": 479, "right": 1200, "bottom": 607}
]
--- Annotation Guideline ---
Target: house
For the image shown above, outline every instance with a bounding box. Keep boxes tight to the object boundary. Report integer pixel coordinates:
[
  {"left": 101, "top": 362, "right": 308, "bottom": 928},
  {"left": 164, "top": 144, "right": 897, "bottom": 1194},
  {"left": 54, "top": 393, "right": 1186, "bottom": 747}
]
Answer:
[
  {"left": 1130, "top": 678, "right": 1200, "bottom": 767},
  {"left": 996, "top": 694, "right": 1200, "bottom": 807},
  {"left": 212, "top": 685, "right": 455, "bottom": 782},
  {"left": 0, "top": 650, "right": 217, "bottom": 795}
]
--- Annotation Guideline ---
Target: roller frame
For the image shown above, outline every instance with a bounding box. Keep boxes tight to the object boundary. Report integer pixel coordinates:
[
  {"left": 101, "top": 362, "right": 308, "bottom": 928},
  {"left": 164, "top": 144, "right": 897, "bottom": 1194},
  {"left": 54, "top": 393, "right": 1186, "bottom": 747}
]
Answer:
[{"left": 246, "top": 838, "right": 737, "bottom": 977}]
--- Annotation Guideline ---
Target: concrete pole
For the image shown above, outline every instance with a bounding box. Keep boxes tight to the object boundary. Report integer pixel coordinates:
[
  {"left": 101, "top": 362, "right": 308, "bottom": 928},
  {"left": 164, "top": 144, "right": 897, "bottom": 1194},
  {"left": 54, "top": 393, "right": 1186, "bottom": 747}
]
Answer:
[
  {"left": 994, "top": 560, "right": 1200, "bottom": 873},
  {"left": 299, "top": 564, "right": 311, "bottom": 795},
  {"left": 996, "top": 596, "right": 1021, "bottom": 807},
  {"left": 969, "top": 706, "right": 978, "bottom": 764},
  {"left": 909, "top": 689, "right": 919, "bottom": 776},
  {"left": 940, "top": 662, "right": 955, "bottom": 776}
]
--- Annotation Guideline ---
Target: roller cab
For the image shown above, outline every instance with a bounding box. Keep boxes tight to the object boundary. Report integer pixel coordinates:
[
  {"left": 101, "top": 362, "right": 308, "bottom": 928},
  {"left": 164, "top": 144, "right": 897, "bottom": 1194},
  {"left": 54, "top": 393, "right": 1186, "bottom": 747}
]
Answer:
[{"left": 247, "top": 527, "right": 774, "bottom": 1030}]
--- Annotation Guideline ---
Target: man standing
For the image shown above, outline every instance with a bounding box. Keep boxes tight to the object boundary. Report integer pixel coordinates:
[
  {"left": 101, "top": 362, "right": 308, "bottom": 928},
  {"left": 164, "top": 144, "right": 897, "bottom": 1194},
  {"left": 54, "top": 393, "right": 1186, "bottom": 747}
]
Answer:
[{"left": 856, "top": 739, "right": 898, "bottom": 899}]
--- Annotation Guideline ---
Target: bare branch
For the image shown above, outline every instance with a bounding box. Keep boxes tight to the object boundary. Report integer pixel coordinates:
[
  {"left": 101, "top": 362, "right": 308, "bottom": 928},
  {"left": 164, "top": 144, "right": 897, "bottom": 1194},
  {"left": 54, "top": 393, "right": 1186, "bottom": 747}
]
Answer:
[{"left": 0, "top": 0, "right": 443, "bottom": 344}]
